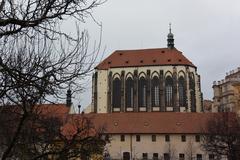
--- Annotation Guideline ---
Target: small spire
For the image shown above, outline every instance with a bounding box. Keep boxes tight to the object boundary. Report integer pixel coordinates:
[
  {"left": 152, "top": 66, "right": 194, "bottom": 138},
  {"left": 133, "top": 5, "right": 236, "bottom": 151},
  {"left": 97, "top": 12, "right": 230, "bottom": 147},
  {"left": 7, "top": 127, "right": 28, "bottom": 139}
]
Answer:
[
  {"left": 169, "top": 23, "right": 172, "bottom": 33},
  {"left": 66, "top": 88, "right": 72, "bottom": 107},
  {"left": 167, "top": 23, "right": 174, "bottom": 49}
]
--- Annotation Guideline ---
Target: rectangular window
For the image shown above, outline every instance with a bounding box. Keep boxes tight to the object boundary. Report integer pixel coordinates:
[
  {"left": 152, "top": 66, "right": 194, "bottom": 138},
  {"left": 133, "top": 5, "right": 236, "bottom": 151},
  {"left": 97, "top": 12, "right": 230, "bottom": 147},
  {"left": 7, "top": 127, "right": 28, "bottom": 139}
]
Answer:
[
  {"left": 142, "top": 153, "right": 148, "bottom": 160},
  {"left": 195, "top": 135, "right": 200, "bottom": 142},
  {"left": 181, "top": 135, "right": 186, "bottom": 142},
  {"left": 179, "top": 153, "right": 185, "bottom": 160},
  {"left": 209, "top": 154, "right": 214, "bottom": 160},
  {"left": 165, "top": 135, "right": 170, "bottom": 142},
  {"left": 152, "top": 135, "right": 156, "bottom": 142},
  {"left": 120, "top": 135, "right": 125, "bottom": 142},
  {"left": 164, "top": 153, "right": 170, "bottom": 160},
  {"left": 136, "top": 135, "right": 141, "bottom": 142},
  {"left": 153, "top": 153, "right": 158, "bottom": 160},
  {"left": 196, "top": 154, "right": 202, "bottom": 160}
]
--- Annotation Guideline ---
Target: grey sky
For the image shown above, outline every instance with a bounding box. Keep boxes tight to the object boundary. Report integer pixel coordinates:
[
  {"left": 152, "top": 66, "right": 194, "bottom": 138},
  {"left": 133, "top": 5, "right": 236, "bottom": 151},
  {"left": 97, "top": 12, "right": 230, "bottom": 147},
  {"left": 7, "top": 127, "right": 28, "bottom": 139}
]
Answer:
[{"left": 69, "top": 0, "right": 240, "bottom": 109}]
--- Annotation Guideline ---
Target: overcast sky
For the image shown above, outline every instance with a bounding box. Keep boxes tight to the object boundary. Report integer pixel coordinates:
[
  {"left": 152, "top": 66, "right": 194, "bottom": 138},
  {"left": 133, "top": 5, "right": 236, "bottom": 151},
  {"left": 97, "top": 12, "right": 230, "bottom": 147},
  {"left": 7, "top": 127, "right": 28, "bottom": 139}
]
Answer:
[{"left": 69, "top": 0, "right": 240, "bottom": 110}]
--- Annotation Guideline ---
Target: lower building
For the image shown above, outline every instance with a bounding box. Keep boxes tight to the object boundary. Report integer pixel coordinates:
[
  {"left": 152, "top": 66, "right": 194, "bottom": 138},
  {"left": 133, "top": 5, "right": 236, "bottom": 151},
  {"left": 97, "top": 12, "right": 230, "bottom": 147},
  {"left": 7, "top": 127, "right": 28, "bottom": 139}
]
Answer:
[{"left": 85, "top": 112, "right": 230, "bottom": 160}]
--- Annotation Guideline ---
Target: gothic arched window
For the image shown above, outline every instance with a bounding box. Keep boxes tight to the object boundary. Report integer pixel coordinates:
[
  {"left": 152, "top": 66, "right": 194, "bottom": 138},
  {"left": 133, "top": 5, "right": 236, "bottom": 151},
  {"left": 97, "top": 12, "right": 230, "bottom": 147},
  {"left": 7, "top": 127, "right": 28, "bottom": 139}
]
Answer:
[
  {"left": 125, "top": 77, "right": 134, "bottom": 108},
  {"left": 151, "top": 76, "right": 160, "bottom": 107},
  {"left": 138, "top": 77, "right": 147, "bottom": 107},
  {"left": 165, "top": 76, "right": 173, "bottom": 107},
  {"left": 178, "top": 76, "right": 186, "bottom": 107},
  {"left": 189, "top": 73, "right": 196, "bottom": 112},
  {"left": 112, "top": 77, "right": 121, "bottom": 108}
]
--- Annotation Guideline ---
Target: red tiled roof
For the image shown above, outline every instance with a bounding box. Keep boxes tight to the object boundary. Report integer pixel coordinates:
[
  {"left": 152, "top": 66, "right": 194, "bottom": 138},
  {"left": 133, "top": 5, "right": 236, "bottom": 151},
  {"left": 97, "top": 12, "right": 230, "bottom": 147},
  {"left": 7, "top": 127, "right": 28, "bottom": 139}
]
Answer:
[
  {"left": 68, "top": 112, "right": 237, "bottom": 134},
  {"left": 34, "top": 104, "right": 70, "bottom": 115},
  {"left": 96, "top": 48, "right": 195, "bottom": 70}
]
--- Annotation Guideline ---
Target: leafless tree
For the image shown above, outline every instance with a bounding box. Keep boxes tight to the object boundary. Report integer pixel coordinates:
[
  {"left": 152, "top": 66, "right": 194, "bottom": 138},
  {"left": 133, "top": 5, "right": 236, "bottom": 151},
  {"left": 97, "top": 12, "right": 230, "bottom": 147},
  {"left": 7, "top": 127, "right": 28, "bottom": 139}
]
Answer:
[
  {"left": 0, "top": 0, "right": 105, "bottom": 159},
  {"left": 184, "top": 138, "right": 196, "bottom": 160},
  {"left": 0, "top": 0, "right": 103, "bottom": 38},
  {"left": 201, "top": 113, "right": 240, "bottom": 160},
  {"left": 164, "top": 142, "right": 176, "bottom": 160},
  {"left": 0, "top": 108, "right": 105, "bottom": 160}
]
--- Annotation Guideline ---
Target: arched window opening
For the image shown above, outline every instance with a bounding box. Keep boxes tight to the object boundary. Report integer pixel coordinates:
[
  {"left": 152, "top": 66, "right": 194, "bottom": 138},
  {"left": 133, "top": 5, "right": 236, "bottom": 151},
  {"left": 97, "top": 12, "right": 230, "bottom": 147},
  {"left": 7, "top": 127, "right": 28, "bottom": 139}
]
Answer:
[
  {"left": 112, "top": 78, "right": 121, "bottom": 108},
  {"left": 138, "top": 77, "right": 147, "bottom": 107},
  {"left": 189, "top": 74, "right": 196, "bottom": 112},
  {"left": 125, "top": 77, "right": 134, "bottom": 108},
  {"left": 165, "top": 76, "right": 173, "bottom": 107},
  {"left": 151, "top": 76, "right": 160, "bottom": 107},
  {"left": 178, "top": 76, "right": 186, "bottom": 107}
]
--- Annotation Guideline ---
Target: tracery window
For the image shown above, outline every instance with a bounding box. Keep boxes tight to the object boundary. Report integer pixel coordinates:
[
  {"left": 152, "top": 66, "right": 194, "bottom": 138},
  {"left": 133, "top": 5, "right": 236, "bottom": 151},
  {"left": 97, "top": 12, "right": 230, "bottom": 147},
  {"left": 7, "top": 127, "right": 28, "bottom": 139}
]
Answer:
[
  {"left": 138, "top": 77, "right": 147, "bottom": 107},
  {"left": 125, "top": 77, "right": 134, "bottom": 108},
  {"left": 112, "top": 77, "right": 121, "bottom": 108},
  {"left": 151, "top": 76, "right": 160, "bottom": 107},
  {"left": 178, "top": 76, "right": 186, "bottom": 107},
  {"left": 165, "top": 76, "right": 173, "bottom": 107}
]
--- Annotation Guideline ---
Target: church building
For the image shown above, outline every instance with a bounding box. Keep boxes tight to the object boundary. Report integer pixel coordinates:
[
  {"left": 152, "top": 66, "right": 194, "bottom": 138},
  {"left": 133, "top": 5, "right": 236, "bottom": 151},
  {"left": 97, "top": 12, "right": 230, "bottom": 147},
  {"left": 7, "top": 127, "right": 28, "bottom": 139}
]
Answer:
[
  {"left": 91, "top": 27, "right": 203, "bottom": 113},
  {"left": 81, "top": 28, "right": 230, "bottom": 160}
]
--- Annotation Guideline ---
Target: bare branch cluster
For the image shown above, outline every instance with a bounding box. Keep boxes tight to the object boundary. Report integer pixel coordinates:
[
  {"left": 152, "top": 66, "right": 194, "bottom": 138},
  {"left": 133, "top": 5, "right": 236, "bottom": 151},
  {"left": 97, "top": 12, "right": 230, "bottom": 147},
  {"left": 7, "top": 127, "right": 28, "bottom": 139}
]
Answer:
[
  {"left": 201, "top": 113, "right": 240, "bottom": 160},
  {"left": 0, "top": 0, "right": 104, "bottom": 159},
  {"left": 0, "top": 0, "right": 103, "bottom": 38},
  {"left": 0, "top": 109, "right": 105, "bottom": 160}
]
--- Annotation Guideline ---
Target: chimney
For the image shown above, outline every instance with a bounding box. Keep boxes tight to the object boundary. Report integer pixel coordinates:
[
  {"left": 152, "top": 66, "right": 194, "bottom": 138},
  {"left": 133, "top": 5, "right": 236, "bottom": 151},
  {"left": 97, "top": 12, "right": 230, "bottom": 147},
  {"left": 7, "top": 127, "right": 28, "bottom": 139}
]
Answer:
[{"left": 66, "top": 89, "right": 72, "bottom": 107}]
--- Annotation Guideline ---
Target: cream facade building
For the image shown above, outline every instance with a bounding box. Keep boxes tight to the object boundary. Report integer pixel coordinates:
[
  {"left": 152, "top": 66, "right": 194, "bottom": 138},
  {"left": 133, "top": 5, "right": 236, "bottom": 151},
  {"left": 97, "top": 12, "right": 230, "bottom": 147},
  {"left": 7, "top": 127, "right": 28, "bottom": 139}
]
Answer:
[
  {"left": 213, "top": 67, "right": 240, "bottom": 113},
  {"left": 91, "top": 29, "right": 203, "bottom": 114},
  {"left": 87, "top": 112, "right": 226, "bottom": 160},
  {"left": 85, "top": 29, "right": 226, "bottom": 160}
]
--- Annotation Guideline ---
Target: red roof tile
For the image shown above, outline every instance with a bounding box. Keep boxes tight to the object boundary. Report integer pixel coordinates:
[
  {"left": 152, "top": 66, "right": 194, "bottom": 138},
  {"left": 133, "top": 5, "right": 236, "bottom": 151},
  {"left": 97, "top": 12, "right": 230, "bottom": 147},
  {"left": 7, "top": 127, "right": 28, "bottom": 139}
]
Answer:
[
  {"left": 69, "top": 112, "right": 237, "bottom": 134},
  {"left": 96, "top": 48, "right": 195, "bottom": 70},
  {"left": 34, "top": 104, "right": 70, "bottom": 115}
]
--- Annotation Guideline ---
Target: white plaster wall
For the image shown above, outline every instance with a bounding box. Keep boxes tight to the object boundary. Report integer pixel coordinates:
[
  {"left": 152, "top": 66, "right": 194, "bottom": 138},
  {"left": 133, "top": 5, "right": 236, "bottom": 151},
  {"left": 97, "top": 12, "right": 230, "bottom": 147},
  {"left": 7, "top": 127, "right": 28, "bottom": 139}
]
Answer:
[
  {"left": 97, "top": 70, "right": 108, "bottom": 113},
  {"left": 107, "top": 134, "right": 222, "bottom": 160},
  {"left": 96, "top": 65, "right": 202, "bottom": 113}
]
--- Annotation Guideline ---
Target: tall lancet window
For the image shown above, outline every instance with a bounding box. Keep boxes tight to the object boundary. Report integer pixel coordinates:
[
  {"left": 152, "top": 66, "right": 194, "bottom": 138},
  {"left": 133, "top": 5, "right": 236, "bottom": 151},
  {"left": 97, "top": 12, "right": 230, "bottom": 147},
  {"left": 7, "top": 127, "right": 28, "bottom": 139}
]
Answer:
[
  {"left": 125, "top": 77, "right": 134, "bottom": 108},
  {"left": 138, "top": 77, "right": 147, "bottom": 107},
  {"left": 189, "top": 73, "right": 196, "bottom": 112},
  {"left": 165, "top": 76, "right": 173, "bottom": 107},
  {"left": 112, "top": 77, "right": 121, "bottom": 109},
  {"left": 178, "top": 76, "right": 186, "bottom": 107},
  {"left": 151, "top": 76, "right": 160, "bottom": 107}
]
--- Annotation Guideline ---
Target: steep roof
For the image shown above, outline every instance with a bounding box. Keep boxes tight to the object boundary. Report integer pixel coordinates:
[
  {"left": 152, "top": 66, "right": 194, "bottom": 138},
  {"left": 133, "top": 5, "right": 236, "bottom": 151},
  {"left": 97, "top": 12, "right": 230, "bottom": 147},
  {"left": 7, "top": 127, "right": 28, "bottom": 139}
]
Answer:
[
  {"left": 96, "top": 48, "right": 195, "bottom": 70},
  {"left": 72, "top": 112, "right": 237, "bottom": 134}
]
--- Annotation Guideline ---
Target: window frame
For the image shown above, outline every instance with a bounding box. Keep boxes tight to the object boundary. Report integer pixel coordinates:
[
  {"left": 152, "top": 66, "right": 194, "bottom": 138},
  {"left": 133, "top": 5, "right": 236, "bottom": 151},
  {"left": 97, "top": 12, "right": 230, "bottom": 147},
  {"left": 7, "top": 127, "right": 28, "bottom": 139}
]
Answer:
[
  {"left": 138, "top": 77, "right": 147, "bottom": 107},
  {"left": 112, "top": 77, "right": 122, "bottom": 109},
  {"left": 151, "top": 76, "right": 160, "bottom": 107},
  {"left": 125, "top": 77, "right": 134, "bottom": 108},
  {"left": 136, "top": 135, "right": 141, "bottom": 142},
  {"left": 120, "top": 134, "right": 125, "bottom": 142},
  {"left": 165, "top": 135, "right": 170, "bottom": 142},
  {"left": 142, "top": 153, "right": 148, "bottom": 160},
  {"left": 152, "top": 134, "right": 156, "bottom": 142},
  {"left": 163, "top": 153, "right": 170, "bottom": 160},
  {"left": 153, "top": 153, "right": 158, "bottom": 160},
  {"left": 178, "top": 76, "right": 186, "bottom": 107},
  {"left": 196, "top": 154, "right": 202, "bottom": 160},
  {"left": 165, "top": 76, "right": 173, "bottom": 107},
  {"left": 179, "top": 153, "right": 185, "bottom": 160},
  {"left": 195, "top": 135, "right": 200, "bottom": 142},
  {"left": 181, "top": 135, "right": 186, "bottom": 142}
]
